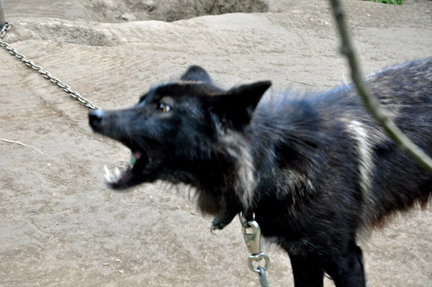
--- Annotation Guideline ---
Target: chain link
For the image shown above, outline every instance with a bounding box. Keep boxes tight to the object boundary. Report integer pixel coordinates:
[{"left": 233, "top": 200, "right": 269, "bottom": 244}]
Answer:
[
  {"left": 258, "top": 267, "right": 270, "bottom": 287},
  {"left": 0, "top": 22, "right": 101, "bottom": 110}
]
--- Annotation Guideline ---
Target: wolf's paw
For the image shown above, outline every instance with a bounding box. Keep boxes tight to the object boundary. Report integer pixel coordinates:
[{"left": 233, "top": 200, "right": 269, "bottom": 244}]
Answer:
[{"left": 210, "top": 214, "right": 236, "bottom": 234}]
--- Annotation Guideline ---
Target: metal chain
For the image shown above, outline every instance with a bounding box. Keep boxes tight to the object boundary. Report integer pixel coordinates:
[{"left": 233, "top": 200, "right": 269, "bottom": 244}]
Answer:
[
  {"left": 0, "top": 22, "right": 101, "bottom": 110},
  {"left": 258, "top": 267, "right": 269, "bottom": 287},
  {"left": 240, "top": 212, "right": 271, "bottom": 287}
]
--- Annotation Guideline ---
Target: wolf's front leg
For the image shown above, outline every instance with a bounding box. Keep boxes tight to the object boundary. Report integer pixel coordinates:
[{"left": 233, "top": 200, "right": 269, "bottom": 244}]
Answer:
[
  {"left": 324, "top": 244, "right": 365, "bottom": 287},
  {"left": 289, "top": 253, "right": 324, "bottom": 287}
]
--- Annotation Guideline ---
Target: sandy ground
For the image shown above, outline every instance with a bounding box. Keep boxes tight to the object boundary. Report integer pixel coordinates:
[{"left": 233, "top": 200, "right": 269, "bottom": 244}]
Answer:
[{"left": 1, "top": 0, "right": 432, "bottom": 286}]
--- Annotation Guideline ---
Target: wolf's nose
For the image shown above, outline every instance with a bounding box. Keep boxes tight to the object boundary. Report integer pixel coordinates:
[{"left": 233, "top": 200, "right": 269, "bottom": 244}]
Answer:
[{"left": 88, "top": 109, "right": 104, "bottom": 128}]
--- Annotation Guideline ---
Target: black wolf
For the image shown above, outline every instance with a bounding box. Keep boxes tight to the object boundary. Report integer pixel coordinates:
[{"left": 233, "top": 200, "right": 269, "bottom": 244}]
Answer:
[{"left": 89, "top": 58, "right": 432, "bottom": 287}]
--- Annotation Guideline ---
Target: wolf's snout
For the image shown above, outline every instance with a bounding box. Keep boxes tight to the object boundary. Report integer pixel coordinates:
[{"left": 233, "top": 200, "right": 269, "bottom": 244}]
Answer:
[{"left": 88, "top": 109, "right": 104, "bottom": 129}]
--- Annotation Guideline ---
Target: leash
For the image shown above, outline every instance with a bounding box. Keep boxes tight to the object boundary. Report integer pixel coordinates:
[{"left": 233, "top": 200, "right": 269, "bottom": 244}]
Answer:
[
  {"left": 240, "top": 212, "right": 271, "bottom": 287},
  {"left": 0, "top": 22, "right": 100, "bottom": 110}
]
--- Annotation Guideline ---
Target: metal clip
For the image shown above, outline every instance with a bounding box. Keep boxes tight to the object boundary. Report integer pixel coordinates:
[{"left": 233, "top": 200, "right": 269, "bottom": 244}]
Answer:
[
  {"left": 248, "top": 252, "right": 270, "bottom": 273},
  {"left": 242, "top": 219, "right": 262, "bottom": 255},
  {"left": 240, "top": 212, "right": 271, "bottom": 274}
]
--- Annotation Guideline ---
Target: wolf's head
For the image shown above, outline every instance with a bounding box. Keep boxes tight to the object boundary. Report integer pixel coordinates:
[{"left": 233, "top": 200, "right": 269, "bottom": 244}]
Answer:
[{"left": 89, "top": 66, "right": 271, "bottom": 192}]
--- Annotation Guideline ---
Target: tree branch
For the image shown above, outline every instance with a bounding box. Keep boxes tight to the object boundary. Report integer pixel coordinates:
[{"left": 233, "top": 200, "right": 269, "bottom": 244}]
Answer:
[{"left": 328, "top": 0, "right": 432, "bottom": 174}]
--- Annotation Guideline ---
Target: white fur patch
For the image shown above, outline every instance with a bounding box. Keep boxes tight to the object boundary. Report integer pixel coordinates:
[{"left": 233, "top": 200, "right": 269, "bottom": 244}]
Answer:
[
  {"left": 218, "top": 130, "right": 256, "bottom": 210},
  {"left": 346, "top": 120, "right": 374, "bottom": 202}
]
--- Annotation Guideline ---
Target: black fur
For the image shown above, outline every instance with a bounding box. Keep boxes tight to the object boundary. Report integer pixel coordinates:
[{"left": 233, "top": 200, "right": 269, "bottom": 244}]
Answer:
[{"left": 89, "top": 59, "right": 432, "bottom": 287}]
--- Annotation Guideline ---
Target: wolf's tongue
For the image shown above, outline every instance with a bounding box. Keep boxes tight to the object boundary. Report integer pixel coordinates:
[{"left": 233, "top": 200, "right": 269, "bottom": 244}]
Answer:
[
  {"left": 134, "top": 151, "right": 142, "bottom": 159},
  {"left": 130, "top": 151, "right": 142, "bottom": 166}
]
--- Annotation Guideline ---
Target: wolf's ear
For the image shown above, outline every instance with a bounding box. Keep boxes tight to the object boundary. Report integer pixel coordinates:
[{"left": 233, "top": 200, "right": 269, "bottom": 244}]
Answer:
[
  {"left": 213, "top": 81, "right": 271, "bottom": 130},
  {"left": 181, "top": 66, "right": 212, "bottom": 83}
]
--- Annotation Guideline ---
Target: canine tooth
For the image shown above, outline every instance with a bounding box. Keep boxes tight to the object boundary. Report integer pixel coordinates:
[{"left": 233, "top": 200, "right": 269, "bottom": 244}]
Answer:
[
  {"left": 104, "top": 167, "right": 111, "bottom": 182},
  {"left": 104, "top": 165, "right": 116, "bottom": 183},
  {"left": 104, "top": 165, "right": 110, "bottom": 177},
  {"left": 114, "top": 167, "right": 122, "bottom": 179},
  {"left": 105, "top": 173, "right": 113, "bottom": 183}
]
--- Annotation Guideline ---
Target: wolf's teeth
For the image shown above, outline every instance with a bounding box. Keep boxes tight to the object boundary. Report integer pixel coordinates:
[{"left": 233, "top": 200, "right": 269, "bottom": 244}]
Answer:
[
  {"left": 104, "top": 165, "right": 110, "bottom": 177},
  {"left": 104, "top": 166, "right": 113, "bottom": 183},
  {"left": 114, "top": 167, "right": 122, "bottom": 179},
  {"left": 104, "top": 165, "right": 118, "bottom": 184},
  {"left": 103, "top": 165, "right": 126, "bottom": 184},
  {"left": 105, "top": 173, "right": 113, "bottom": 183}
]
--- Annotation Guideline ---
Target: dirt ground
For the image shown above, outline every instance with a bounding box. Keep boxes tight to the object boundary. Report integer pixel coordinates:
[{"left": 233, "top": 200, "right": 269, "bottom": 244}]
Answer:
[{"left": 1, "top": 0, "right": 432, "bottom": 286}]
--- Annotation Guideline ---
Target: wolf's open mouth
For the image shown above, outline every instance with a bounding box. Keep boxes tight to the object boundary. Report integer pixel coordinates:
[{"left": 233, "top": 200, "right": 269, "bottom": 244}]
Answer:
[{"left": 103, "top": 150, "right": 148, "bottom": 187}]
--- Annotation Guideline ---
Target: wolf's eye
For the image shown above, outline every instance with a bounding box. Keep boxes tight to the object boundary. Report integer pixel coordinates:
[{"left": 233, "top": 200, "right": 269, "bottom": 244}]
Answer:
[{"left": 158, "top": 103, "right": 171, "bottom": 113}]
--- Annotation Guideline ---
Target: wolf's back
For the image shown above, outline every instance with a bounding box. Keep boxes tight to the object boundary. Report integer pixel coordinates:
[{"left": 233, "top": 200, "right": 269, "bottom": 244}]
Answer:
[{"left": 248, "top": 57, "right": 432, "bottom": 230}]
